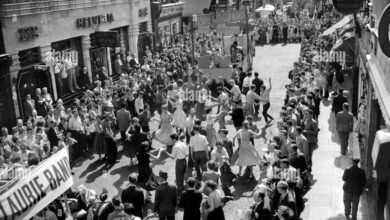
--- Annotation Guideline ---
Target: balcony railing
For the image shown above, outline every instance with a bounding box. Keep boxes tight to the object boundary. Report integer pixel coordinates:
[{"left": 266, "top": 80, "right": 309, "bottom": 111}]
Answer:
[{"left": 0, "top": 0, "right": 133, "bottom": 17}]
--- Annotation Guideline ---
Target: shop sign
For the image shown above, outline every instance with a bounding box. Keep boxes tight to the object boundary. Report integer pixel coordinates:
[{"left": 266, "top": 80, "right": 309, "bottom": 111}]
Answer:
[
  {"left": 17, "top": 26, "right": 39, "bottom": 41},
  {"left": 332, "top": 0, "right": 363, "bottom": 15},
  {"left": 197, "top": 10, "right": 246, "bottom": 26},
  {"left": 76, "top": 13, "right": 114, "bottom": 28},
  {"left": 0, "top": 148, "right": 73, "bottom": 220},
  {"left": 139, "top": 7, "right": 148, "bottom": 17},
  {"left": 90, "top": 31, "right": 119, "bottom": 48},
  {"left": 379, "top": 4, "right": 390, "bottom": 58},
  {"left": 160, "top": 3, "right": 184, "bottom": 18}
]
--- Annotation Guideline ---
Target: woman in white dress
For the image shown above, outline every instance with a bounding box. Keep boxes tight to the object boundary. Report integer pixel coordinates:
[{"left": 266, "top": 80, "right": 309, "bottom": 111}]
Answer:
[
  {"left": 232, "top": 121, "right": 263, "bottom": 180},
  {"left": 204, "top": 107, "right": 226, "bottom": 147},
  {"left": 170, "top": 94, "right": 186, "bottom": 134},
  {"left": 266, "top": 24, "right": 273, "bottom": 44},
  {"left": 154, "top": 105, "right": 175, "bottom": 146}
]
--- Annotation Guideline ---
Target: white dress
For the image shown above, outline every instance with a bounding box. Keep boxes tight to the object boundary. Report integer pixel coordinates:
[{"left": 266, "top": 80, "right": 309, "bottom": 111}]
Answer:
[{"left": 172, "top": 99, "right": 186, "bottom": 130}]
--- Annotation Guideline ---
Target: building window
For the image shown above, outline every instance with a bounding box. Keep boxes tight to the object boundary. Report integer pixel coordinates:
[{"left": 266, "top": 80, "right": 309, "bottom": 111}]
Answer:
[{"left": 139, "top": 22, "right": 148, "bottom": 34}]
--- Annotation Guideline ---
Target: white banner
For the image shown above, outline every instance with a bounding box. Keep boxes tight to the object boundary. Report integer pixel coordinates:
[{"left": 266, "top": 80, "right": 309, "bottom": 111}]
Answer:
[{"left": 0, "top": 148, "right": 73, "bottom": 220}]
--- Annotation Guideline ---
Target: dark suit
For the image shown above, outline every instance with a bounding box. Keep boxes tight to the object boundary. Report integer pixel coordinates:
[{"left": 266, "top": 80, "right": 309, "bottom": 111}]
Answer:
[
  {"left": 253, "top": 200, "right": 272, "bottom": 220},
  {"left": 178, "top": 189, "right": 202, "bottom": 220},
  {"left": 289, "top": 152, "right": 308, "bottom": 173},
  {"left": 154, "top": 182, "right": 177, "bottom": 220},
  {"left": 332, "top": 94, "right": 348, "bottom": 115},
  {"left": 116, "top": 108, "right": 131, "bottom": 141},
  {"left": 121, "top": 185, "right": 144, "bottom": 218},
  {"left": 273, "top": 192, "right": 297, "bottom": 219},
  {"left": 114, "top": 59, "right": 123, "bottom": 75},
  {"left": 46, "top": 127, "right": 59, "bottom": 148},
  {"left": 342, "top": 165, "right": 366, "bottom": 219},
  {"left": 23, "top": 100, "right": 35, "bottom": 120}
]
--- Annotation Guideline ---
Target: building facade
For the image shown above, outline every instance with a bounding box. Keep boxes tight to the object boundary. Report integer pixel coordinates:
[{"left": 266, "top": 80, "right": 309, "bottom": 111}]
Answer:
[
  {"left": 355, "top": 0, "right": 390, "bottom": 218},
  {"left": 0, "top": 0, "right": 152, "bottom": 122}
]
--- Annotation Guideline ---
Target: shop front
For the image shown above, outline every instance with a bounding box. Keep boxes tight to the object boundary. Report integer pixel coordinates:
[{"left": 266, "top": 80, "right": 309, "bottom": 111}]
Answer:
[
  {"left": 0, "top": 1, "right": 152, "bottom": 120},
  {"left": 155, "top": 2, "right": 186, "bottom": 49},
  {"left": 355, "top": 20, "right": 390, "bottom": 219}
]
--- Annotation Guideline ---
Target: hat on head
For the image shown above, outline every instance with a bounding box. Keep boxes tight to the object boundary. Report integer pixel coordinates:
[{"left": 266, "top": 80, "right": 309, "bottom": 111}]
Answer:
[
  {"left": 218, "top": 129, "right": 228, "bottom": 135},
  {"left": 159, "top": 171, "right": 168, "bottom": 179}
]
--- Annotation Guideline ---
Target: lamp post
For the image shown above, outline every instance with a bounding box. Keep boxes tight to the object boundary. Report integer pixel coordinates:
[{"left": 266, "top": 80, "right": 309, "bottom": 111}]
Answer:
[
  {"left": 243, "top": 0, "right": 251, "bottom": 58},
  {"left": 191, "top": 15, "right": 197, "bottom": 66}
]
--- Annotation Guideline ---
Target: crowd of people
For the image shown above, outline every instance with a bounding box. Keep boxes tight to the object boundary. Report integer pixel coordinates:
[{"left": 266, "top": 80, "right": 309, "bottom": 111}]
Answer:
[{"left": 0, "top": 5, "right": 361, "bottom": 219}]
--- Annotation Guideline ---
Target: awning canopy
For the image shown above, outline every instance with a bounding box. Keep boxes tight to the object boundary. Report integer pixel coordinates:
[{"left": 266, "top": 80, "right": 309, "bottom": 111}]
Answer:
[
  {"left": 321, "top": 15, "right": 354, "bottom": 36},
  {"left": 182, "top": 0, "right": 212, "bottom": 17},
  {"left": 255, "top": 4, "right": 276, "bottom": 12},
  {"left": 332, "top": 31, "right": 355, "bottom": 51}
]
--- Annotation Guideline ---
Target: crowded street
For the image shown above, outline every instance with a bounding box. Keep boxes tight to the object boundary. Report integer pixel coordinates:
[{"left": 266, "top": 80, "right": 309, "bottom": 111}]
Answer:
[{"left": 1, "top": 0, "right": 390, "bottom": 220}]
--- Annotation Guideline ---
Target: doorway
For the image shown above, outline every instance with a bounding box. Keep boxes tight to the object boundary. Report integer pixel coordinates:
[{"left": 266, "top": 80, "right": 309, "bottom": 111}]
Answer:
[{"left": 17, "top": 66, "right": 52, "bottom": 119}]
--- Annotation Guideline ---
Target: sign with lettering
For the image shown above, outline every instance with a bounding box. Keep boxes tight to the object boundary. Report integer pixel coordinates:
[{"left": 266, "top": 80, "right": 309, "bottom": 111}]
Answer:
[
  {"left": 0, "top": 148, "right": 73, "bottom": 220},
  {"left": 18, "top": 26, "right": 39, "bottom": 41},
  {"left": 197, "top": 10, "right": 246, "bottom": 27},
  {"left": 332, "top": 0, "right": 363, "bottom": 15},
  {"left": 160, "top": 3, "right": 184, "bottom": 18},
  {"left": 76, "top": 13, "right": 114, "bottom": 28},
  {"left": 139, "top": 7, "right": 148, "bottom": 17},
  {"left": 90, "top": 31, "right": 119, "bottom": 48}
]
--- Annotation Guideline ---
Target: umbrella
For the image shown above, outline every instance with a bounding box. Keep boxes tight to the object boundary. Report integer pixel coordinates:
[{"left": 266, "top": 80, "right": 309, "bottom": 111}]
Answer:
[{"left": 255, "top": 4, "right": 276, "bottom": 12}]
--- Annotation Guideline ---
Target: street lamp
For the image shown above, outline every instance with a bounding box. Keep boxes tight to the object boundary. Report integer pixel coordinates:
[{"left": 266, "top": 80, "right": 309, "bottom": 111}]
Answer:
[{"left": 191, "top": 15, "right": 197, "bottom": 66}]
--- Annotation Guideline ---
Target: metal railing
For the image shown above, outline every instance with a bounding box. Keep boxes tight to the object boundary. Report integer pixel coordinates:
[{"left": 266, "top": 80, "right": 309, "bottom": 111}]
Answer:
[{"left": 0, "top": 0, "right": 133, "bottom": 17}]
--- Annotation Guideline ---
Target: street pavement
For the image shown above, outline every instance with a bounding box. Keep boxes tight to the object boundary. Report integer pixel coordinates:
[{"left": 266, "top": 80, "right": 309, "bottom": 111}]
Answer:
[{"left": 70, "top": 43, "right": 374, "bottom": 220}]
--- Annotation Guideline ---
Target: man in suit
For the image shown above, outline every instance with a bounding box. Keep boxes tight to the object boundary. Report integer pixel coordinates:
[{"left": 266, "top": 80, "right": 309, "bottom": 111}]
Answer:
[
  {"left": 342, "top": 159, "right": 366, "bottom": 220},
  {"left": 23, "top": 94, "right": 35, "bottom": 120},
  {"left": 154, "top": 171, "right": 177, "bottom": 220},
  {"left": 336, "top": 103, "right": 354, "bottom": 156},
  {"left": 252, "top": 72, "right": 264, "bottom": 115},
  {"left": 332, "top": 89, "right": 348, "bottom": 117},
  {"left": 121, "top": 173, "right": 145, "bottom": 219},
  {"left": 302, "top": 110, "right": 318, "bottom": 167},
  {"left": 253, "top": 190, "right": 272, "bottom": 220},
  {"left": 273, "top": 181, "right": 297, "bottom": 219},
  {"left": 178, "top": 177, "right": 202, "bottom": 220},
  {"left": 116, "top": 103, "right": 131, "bottom": 142},
  {"left": 114, "top": 54, "right": 123, "bottom": 75}
]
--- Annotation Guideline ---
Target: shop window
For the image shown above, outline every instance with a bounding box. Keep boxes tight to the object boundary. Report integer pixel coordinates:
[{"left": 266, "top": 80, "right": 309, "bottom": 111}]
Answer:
[
  {"left": 18, "top": 47, "right": 41, "bottom": 68},
  {"left": 139, "top": 22, "right": 148, "bottom": 34},
  {"left": 50, "top": 37, "right": 84, "bottom": 99}
]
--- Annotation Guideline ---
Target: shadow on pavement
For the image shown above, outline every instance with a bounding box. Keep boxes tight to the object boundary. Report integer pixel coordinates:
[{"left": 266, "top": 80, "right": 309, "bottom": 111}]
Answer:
[
  {"left": 334, "top": 155, "right": 352, "bottom": 170},
  {"left": 78, "top": 157, "right": 106, "bottom": 178},
  {"left": 327, "top": 111, "right": 340, "bottom": 145}
]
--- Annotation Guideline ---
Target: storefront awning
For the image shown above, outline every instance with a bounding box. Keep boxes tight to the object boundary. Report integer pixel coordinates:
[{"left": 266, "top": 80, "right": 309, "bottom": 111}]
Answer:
[
  {"left": 332, "top": 31, "right": 355, "bottom": 51},
  {"left": 366, "top": 54, "right": 390, "bottom": 128},
  {"left": 321, "top": 15, "right": 353, "bottom": 36},
  {"left": 182, "top": 0, "right": 212, "bottom": 17}
]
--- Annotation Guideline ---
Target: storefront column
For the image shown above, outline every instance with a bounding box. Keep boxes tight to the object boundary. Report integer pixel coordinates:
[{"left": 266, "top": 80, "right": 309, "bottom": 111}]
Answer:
[
  {"left": 9, "top": 53, "right": 21, "bottom": 119},
  {"left": 128, "top": 23, "right": 139, "bottom": 59},
  {"left": 41, "top": 45, "right": 58, "bottom": 101},
  {"left": 81, "top": 35, "right": 93, "bottom": 84}
]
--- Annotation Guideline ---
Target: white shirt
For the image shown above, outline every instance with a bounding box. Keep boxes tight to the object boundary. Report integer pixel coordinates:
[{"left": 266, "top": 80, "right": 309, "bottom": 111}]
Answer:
[
  {"left": 230, "top": 85, "right": 242, "bottom": 101},
  {"left": 189, "top": 133, "right": 208, "bottom": 152},
  {"left": 210, "top": 148, "right": 229, "bottom": 167},
  {"left": 134, "top": 97, "right": 144, "bottom": 115},
  {"left": 218, "top": 92, "right": 229, "bottom": 111},
  {"left": 68, "top": 116, "right": 83, "bottom": 131},
  {"left": 243, "top": 76, "right": 252, "bottom": 88},
  {"left": 260, "top": 88, "right": 271, "bottom": 103},
  {"left": 171, "top": 141, "right": 188, "bottom": 160},
  {"left": 185, "top": 116, "right": 195, "bottom": 135}
]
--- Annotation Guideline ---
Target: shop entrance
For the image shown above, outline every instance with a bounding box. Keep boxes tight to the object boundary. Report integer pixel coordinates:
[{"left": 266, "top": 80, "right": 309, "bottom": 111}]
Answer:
[
  {"left": 0, "top": 56, "right": 15, "bottom": 128},
  {"left": 137, "top": 33, "right": 153, "bottom": 62},
  {"left": 16, "top": 65, "right": 52, "bottom": 120}
]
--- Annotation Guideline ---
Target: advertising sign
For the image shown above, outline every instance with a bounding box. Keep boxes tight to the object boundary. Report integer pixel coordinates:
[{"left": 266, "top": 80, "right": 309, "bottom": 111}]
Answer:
[{"left": 0, "top": 148, "right": 73, "bottom": 220}]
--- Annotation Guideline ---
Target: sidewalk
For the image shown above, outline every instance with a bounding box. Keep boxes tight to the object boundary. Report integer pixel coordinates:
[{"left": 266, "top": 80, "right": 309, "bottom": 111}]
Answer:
[{"left": 301, "top": 73, "right": 375, "bottom": 220}]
